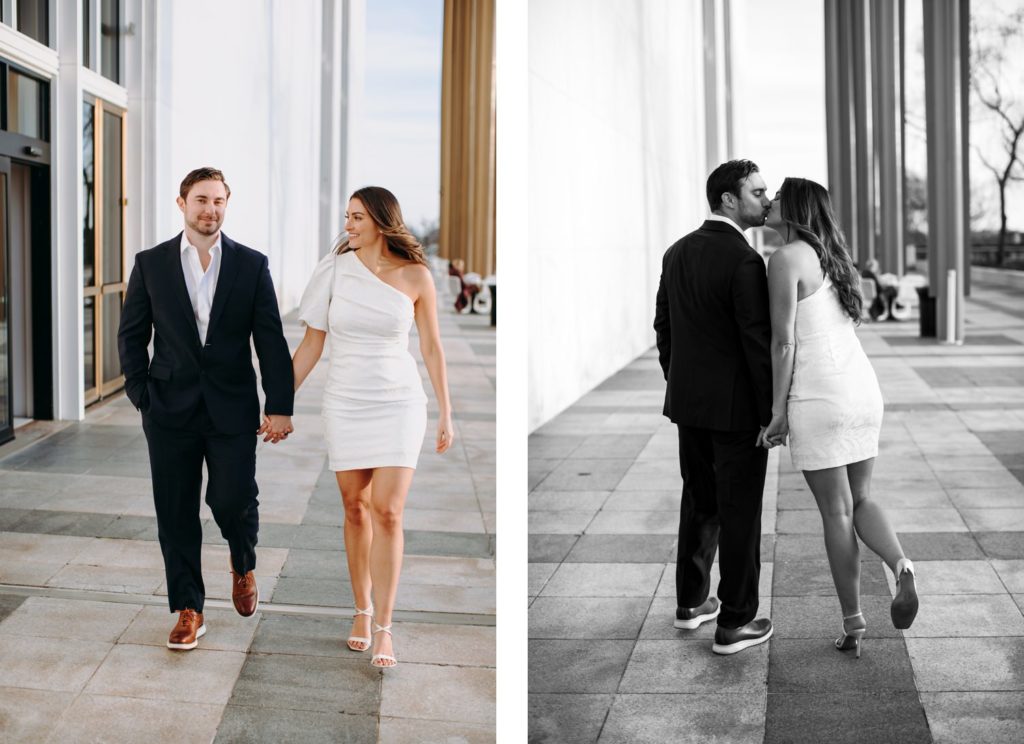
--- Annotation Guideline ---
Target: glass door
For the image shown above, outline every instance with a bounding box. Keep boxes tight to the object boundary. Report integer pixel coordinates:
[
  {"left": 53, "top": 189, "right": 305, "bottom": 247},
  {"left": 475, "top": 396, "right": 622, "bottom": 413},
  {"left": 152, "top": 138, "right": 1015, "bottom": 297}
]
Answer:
[{"left": 0, "top": 156, "right": 11, "bottom": 444}]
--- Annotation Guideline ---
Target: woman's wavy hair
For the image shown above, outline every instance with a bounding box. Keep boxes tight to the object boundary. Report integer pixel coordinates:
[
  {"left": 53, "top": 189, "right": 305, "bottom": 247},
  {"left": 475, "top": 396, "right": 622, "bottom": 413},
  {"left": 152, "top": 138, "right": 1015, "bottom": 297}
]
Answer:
[
  {"left": 335, "top": 186, "right": 427, "bottom": 265},
  {"left": 779, "top": 177, "right": 863, "bottom": 323}
]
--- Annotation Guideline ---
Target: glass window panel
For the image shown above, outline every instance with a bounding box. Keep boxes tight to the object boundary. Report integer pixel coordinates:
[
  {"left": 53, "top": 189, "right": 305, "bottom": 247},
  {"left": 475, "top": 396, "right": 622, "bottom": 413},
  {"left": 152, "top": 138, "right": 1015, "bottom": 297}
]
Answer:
[
  {"left": 7, "top": 70, "right": 44, "bottom": 140},
  {"left": 0, "top": 172, "right": 8, "bottom": 427},
  {"left": 102, "top": 292, "right": 122, "bottom": 384},
  {"left": 968, "top": 0, "right": 1024, "bottom": 268},
  {"left": 83, "top": 0, "right": 91, "bottom": 68},
  {"left": 101, "top": 0, "right": 120, "bottom": 83},
  {"left": 17, "top": 0, "right": 48, "bottom": 46},
  {"left": 101, "top": 110, "right": 122, "bottom": 285},
  {"left": 83, "top": 101, "right": 95, "bottom": 287},
  {"left": 83, "top": 296, "right": 96, "bottom": 392}
]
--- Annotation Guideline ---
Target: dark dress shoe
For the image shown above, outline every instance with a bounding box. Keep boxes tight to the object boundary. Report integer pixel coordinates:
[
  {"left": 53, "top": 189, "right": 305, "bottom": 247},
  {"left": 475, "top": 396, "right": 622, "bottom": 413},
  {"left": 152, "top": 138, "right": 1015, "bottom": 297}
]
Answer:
[
  {"left": 675, "top": 597, "right": 721, "bottom": 629},
  {"left": 167, "top": 609, "right": 206, "bottom": 650},
  {"left": 712, "top": 618, "right": 773, "bottom": 655},
  {"left": 229, "top": 558, "right": 259, "bottom": 617}
]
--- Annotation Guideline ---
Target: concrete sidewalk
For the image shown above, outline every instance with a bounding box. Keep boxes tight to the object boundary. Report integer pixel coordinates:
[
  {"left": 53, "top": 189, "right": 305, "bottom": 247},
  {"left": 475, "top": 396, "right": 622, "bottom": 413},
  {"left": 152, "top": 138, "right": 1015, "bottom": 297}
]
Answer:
[
  {"left": 528, "top": 281, "right": 1024, "bottom": 744},
  {"left": 0, "top": 305, "right": 495, "bottom": 743}
]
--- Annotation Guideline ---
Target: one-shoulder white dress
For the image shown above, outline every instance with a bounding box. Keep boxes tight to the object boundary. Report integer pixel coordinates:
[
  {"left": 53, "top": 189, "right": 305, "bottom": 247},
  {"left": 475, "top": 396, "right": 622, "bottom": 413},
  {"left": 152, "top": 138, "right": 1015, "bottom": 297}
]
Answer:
[
  {"left": 298, "top": 250, "right": 427, "bottom": 471},
  {"left": 787, "top": 275, "right": 883, "bottom": 471}
]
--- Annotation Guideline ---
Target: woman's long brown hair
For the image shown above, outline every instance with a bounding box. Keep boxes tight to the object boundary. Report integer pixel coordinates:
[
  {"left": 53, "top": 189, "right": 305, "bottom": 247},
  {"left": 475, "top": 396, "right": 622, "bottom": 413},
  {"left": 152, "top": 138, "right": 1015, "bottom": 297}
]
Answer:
[
  {"left": 779, "top": 177, "right": 863, "bottom": 323},
  {"left": 335, "top": 186, "right": 427, "bottom": 265}
]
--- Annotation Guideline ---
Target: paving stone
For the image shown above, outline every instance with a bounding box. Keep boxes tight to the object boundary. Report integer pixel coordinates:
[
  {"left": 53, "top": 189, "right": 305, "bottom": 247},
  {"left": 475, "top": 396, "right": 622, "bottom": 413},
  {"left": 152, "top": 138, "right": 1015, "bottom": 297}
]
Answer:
[
  {"left": 0, "top": 593, "right": 27, "bottom": 623},
  {"left": 912, "top": 559, "right": 1006, "bottom": 594},
  {"left": 600, "top": 490, "right": 678, "bottom": 511},
  {"left": 49, "top": 693, "right": 224, "bottom": 743},
  {"left": 529, "top": 509, "right": 599, "bottom": 534},
  {"left": 772, "top": 559, "right": 890, "bottom": 597},
  {"left": 905, "top": 593, "right": 1024, "bottom": 637},
  {"left": 764, "top": 691, "right": 930, "bottom": 744},
  {"left": 534, "top": 459, "right": 633, "bottom": 492},
  {"left": 920, "top": 691, "right": 1024, "bottom": 744},
  {"left": 768, "top": 638, "right": 916, "bottom": 692},
  {"left": 620, "top": 638, "right": 768, "bottom": 693},
  {"left": 542, "top": 563, "right": 664, "bottom": 598},
  {"left": 381, "top": 663, "right": 494, "bottom": 725},
  {"left": 569, "top": 434, "right": 653, "bottom": 460},
  {"left": 85, "top": 645, "right": 246, "bottom": 703},
  {"left": 379, "top": 717, "right": 493, "bottom": 744},
  {"left": 529, "top": 597, "right": 650, "bottom": 639},
  {"left": 228, "top": 651, "right": 379, "bottom": 714},
  {"left": 565, "top": 534, "right": 675, "bottom": 563},
  {"left": 770, "top": 595, "right": 900, "bottom": 639},
  {"left": 214, "top": 705, "right": 378, "bottom": 744},
  {"left": 895, "top": 531, "right": 985, "bottom": 560},
  {"left": 528, "top": 640, "right": 634, "bottom": 693},
  {"left": 530, "top": 491, "right": 610, "bottom": 511},
  {"left": 0, "top": 597, "right": 141, "bottom": 643},
  {"left": 586, "top": 510, "right": 678, "bottom": 535},
  {"left": 600, "top": 693, "right": 765, "bottom": 744},
  {"left": 976, "top": 532, "right": 1024, "bottom": 559},
  {"left": 906, "top": 637, "right": 1024, "bottom": 691},
  {"left": 404, "top": 529, "right": 494, "bottom": 558},
  {"left": 120, "top": 606, "right": 259, "bottom": 651},
  {"left": 0, "top": 634, "right": 112, "bottom": 692},
  {"left": 0, "top": 686, "right": 73, "bottom": 742},
  {"left": 270, "top": 576, "right": 353, "bottom": 607},
  {"left": 528, "top": 694, "right": 612, "bottom": 744},
  {"left": 992, "top": 559, "right": 1024, "bottom": 592},
  {"left": 529, "top": 534, "right": 577, "bottom": 563},
  {"left": 529, "top": 563, "right": 558, "bottom": 595}
]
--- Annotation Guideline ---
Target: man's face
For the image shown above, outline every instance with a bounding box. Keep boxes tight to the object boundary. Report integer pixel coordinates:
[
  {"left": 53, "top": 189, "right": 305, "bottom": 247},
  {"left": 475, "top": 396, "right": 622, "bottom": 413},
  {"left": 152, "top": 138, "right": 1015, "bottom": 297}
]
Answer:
[
  {"left": 177, "top": 180, "right": 228, "bottom": 237},
  {"left": 732, "top": 172, "right": 771, "bottom": 229}
]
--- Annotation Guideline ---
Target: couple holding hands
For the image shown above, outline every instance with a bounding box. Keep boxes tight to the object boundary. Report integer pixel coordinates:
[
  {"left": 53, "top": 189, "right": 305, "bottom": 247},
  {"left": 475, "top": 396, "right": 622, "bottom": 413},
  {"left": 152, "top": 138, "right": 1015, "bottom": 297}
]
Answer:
[
  {"left": 118, "top": 167, "right": 453, "bottom": 669},
  {"left": 655, "top": 159, "right": 919, "bottom": 657}
]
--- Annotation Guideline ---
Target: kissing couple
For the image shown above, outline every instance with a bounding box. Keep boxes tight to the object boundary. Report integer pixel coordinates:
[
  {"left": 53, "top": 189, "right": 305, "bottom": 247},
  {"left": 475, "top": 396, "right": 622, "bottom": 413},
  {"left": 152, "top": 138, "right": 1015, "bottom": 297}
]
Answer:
[{"left": 654, "top": 159, "right": 919, "bottom": 656}]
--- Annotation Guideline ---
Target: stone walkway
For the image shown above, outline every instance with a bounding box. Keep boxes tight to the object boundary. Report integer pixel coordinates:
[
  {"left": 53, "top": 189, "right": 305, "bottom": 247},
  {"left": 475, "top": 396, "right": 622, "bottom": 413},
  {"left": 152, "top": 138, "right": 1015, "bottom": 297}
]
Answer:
[
  {"left": 0, "top": 305, "right": 495, "bottom": 743},
  {"left": 528, "top": 281, "right": 1024, "bottom": 744}
]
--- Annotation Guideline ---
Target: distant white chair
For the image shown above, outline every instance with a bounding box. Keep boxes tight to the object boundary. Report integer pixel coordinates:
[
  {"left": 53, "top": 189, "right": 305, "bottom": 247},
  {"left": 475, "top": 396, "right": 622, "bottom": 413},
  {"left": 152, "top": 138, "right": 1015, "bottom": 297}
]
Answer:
[{"left": 889, "top": 280, "right": 921, "bottom": 321}]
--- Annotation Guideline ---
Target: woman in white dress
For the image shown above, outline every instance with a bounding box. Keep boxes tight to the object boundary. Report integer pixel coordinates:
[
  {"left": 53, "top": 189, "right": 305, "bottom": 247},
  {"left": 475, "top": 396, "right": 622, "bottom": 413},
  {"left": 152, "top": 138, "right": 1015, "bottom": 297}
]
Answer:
[
  {"left": 762, "top": 178, "right": 917, "bottom": 658},
  {"left": 291, "top": 186, "right": 453, "bottom": 668}
]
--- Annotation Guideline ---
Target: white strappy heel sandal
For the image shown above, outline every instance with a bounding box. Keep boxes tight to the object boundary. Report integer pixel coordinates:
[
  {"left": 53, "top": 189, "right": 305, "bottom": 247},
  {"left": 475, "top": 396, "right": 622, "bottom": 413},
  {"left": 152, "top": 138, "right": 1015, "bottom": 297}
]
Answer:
[
  {"left": 346, "top": 605, "right": 374, "bottom": 652},
  {"left": 370, "top": 623, "right": 397, "bottom": 668}
]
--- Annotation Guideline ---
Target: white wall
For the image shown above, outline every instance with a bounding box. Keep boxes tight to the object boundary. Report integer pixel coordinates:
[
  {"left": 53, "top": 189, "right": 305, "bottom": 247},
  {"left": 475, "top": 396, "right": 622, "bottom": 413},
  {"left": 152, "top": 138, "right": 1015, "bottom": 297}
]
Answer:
[
  {"left": 528, "top": 0, "right": 706, "bottom": 431},
  {"left": 153, "top": 0, "right": 326, "bottom": 311}
]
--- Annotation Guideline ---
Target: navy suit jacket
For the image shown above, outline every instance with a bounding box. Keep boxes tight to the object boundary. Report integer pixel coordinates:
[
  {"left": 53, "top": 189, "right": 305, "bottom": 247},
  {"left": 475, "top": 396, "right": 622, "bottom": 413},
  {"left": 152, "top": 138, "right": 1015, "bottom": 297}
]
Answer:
[
  {"left": 653, "top": 220, "right": 772, "bottom": 431},
  {"left": 117, "top": 232, "right": 294, "bottom": 434}
]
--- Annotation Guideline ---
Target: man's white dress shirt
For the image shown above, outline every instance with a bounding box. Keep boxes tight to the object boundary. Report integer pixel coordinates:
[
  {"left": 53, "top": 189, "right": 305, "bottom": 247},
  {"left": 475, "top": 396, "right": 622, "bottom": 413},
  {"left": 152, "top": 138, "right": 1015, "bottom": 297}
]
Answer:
[
  {"left": 707, "top": 214, "right": 752, "bottom": 246},
  {"left": 180, "top": 233, "right": 222, "bottom": 345}
]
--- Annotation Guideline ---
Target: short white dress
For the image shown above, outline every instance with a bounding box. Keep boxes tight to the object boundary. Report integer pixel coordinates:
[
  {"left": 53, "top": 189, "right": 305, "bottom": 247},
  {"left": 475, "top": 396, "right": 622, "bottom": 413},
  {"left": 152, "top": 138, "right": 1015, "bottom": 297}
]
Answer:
[
  {"left": 787, "top": 275, "right": 883, "bottom": 471},
  {"left": 298, "top": 250, "right": 428, "bottom": 471}
]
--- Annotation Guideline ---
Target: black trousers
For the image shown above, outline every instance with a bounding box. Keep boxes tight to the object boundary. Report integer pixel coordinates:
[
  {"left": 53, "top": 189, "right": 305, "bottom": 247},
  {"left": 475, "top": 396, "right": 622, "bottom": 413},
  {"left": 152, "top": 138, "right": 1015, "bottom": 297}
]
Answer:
[
  {"left": 142, "top": 402, "right": 259, "bottom": 613},
  {"left": 675, "top": 425, "right": 767, "bottom": 628}
]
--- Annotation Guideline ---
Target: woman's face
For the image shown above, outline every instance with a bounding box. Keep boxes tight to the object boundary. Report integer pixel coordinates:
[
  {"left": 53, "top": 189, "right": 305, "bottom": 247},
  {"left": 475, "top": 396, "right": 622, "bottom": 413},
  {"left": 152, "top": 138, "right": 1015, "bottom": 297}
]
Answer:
[
  {"left": 344, "top": 198, "right": 381, "bottom": 248},
  {"left": 765, "top": 190, "right": 784, "bottom": 229}
]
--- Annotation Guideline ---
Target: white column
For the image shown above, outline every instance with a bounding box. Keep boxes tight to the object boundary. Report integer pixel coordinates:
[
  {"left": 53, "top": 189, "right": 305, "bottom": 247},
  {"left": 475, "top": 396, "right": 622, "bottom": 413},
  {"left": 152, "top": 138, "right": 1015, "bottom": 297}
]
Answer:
[
  {"left": 53, "top": 0, "right": 85, "bottom": 420},
  {"left": 318, "top": 0, "right": 343, "bottom": 257}
]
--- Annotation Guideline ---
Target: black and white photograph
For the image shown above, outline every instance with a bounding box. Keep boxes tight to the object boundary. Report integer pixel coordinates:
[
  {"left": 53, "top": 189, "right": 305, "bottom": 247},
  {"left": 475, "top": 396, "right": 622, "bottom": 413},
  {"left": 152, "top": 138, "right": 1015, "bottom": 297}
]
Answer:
[{"left": 527, "top": 1, "right": 1024, "bottom": 742}]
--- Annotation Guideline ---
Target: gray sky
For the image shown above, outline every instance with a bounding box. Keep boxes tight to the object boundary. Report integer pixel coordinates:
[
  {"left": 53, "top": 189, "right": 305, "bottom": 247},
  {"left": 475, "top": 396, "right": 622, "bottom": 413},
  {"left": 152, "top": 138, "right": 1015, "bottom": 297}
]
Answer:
[{"left": 354, "top": 0, "right": 443, "bottom": 231}]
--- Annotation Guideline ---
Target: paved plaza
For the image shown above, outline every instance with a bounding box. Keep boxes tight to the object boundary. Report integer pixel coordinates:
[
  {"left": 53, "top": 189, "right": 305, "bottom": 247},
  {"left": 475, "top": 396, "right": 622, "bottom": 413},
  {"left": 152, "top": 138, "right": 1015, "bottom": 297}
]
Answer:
[
  {"left": 528, "top": 281, "right": 1024, "bottom": 744},
  {"left": 0, "top": 305, "right": 495, "bottom": 742}
]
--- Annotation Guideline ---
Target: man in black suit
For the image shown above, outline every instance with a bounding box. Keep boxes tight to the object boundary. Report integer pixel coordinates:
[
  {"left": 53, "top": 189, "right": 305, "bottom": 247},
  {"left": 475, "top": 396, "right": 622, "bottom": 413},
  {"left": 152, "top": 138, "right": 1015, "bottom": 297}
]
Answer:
[
  {"left": 653, "top": 159, "right": 774, "bottom": 655},
  {"left": 118, "top": 167, "right": 294, "bottom": 650}
]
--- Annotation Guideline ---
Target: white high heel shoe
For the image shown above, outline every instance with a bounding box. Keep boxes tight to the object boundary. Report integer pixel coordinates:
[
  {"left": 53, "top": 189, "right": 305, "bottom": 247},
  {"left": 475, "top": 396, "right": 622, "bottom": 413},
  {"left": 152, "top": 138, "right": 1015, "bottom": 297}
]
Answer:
[
  {"left": 346, "top": 605, "right": 373, "bottom": 652},
  {"left": 835, "top": 611, "right": 867, "bottom": 659},
  {"left": 891, "top": 558, "right": 918, "bottom": 630},
  {"left": 370, "top": 623, "right": 397, "bottom": 668}
]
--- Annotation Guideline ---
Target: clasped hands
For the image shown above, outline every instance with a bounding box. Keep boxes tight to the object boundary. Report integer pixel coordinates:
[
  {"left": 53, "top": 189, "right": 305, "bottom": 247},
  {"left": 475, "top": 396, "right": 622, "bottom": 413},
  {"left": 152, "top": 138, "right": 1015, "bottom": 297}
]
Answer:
[
  {"left": 757, "top": 413, "right": 788, "bottom": 450},
  {"left": 257, "top": 414, "right": 294, "bottom": 444}
]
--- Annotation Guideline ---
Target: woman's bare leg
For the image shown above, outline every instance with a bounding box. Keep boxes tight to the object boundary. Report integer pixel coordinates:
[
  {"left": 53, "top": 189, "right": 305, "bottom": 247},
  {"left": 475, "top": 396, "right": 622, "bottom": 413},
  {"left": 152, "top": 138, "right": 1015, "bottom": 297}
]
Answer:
[
  {"left": 846, "top": 457, "right": 906, "bottom": 574},
  {"left": 368, "top": 466, "right": 415, "bottom": 664},
  {"left": 805, "top": 465, "right": 862, "bottom": 618},
  {"left": 337, "top": 469, "right": 374, "bottom": 649}
]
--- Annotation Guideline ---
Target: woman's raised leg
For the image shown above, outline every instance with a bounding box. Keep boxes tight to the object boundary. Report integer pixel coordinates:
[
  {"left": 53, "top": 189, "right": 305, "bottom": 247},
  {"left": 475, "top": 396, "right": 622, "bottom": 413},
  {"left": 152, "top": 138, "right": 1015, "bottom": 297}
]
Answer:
[
  {"left": 337, "top": 469, "right": 374, "bottom": 650},
  {"left": 846, "top": 458, "right": 905, "bottom": 574}
]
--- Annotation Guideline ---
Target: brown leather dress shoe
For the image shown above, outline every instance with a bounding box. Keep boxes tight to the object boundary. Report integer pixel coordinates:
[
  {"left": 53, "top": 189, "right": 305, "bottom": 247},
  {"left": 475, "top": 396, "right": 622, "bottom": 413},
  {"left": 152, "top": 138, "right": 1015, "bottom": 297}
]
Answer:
[
  {"left": 229, "top": 558, "right": 259, "bottom": 617},
  {"left": 167, "top": 609, "right": 206, "bottom": 650}
]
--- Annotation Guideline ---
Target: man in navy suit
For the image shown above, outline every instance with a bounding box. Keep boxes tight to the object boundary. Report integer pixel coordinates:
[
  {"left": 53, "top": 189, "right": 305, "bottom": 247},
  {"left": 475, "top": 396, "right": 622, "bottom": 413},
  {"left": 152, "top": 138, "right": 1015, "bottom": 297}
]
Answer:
[
  {"left": 654, "top": 159, "right": 774, "bottom": 655},
  {"left": 118, "top": 167, "right": 294, "bottom": 650}
]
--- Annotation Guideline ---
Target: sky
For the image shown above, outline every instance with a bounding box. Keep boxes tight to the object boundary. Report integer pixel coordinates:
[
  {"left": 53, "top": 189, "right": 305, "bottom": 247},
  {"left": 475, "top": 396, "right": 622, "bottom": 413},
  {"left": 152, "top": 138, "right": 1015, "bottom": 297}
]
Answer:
[{"left": 353, "top": 0, "right": 444, "bottom": 233}]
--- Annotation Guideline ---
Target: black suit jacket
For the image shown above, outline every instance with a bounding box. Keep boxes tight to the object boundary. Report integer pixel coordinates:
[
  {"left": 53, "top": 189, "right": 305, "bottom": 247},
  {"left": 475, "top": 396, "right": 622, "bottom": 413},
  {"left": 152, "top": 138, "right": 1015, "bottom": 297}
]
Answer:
[
  {"left": 117, "top": 232, "right": 294, "bottom": 434},
  {"left": 653, "top": 220, "right": 772, "bottom": 430}
]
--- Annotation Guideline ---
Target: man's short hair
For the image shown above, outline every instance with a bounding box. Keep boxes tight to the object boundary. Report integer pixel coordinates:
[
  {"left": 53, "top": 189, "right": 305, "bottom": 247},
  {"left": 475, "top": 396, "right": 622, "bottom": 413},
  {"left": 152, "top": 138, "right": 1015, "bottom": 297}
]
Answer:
[
  {"left": 706, "top": 159, "right": 759, "bottom": 211},
  {"left": 179, "top": 167, "right": 231, "bottom": 200}
]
